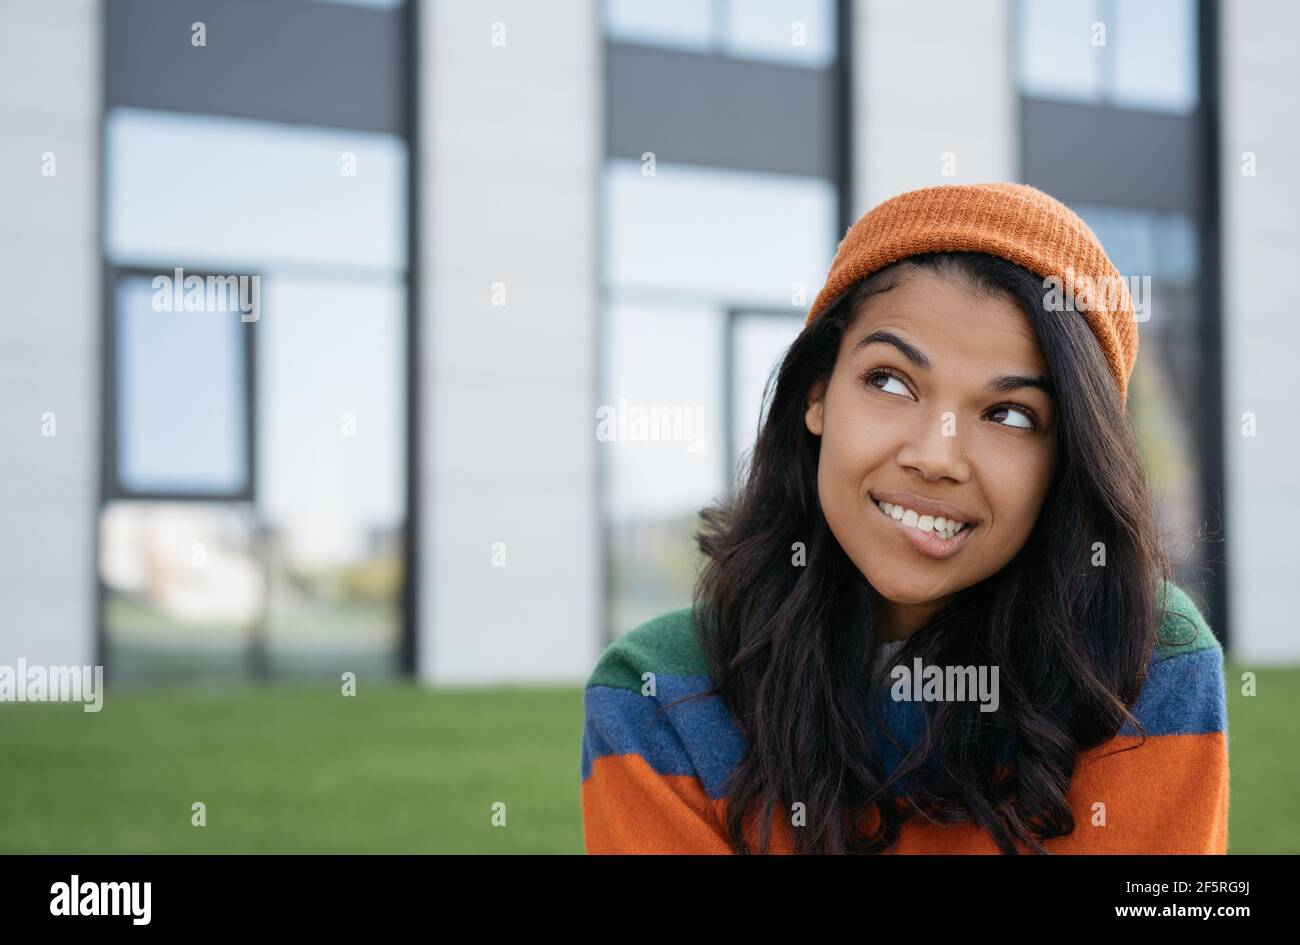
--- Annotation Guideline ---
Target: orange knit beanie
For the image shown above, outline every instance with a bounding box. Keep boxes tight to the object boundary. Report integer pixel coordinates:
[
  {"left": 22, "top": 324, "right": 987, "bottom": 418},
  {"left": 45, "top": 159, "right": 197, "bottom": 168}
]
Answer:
[{"left": 804, "top": 182, "right": 1139, "bottom": 403}]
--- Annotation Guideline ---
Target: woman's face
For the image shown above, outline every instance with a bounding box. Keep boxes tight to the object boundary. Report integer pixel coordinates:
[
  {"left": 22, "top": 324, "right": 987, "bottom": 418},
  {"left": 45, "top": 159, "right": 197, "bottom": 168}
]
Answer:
[{"left": 805, "top": 266, "right": 1058, "bottom": 617}]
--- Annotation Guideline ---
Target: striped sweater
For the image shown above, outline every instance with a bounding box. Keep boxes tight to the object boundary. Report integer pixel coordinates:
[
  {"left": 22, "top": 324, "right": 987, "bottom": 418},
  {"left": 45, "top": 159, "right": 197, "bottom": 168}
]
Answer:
[{"left": 580, "top": 581, "right": 1229, "bottom": 854}]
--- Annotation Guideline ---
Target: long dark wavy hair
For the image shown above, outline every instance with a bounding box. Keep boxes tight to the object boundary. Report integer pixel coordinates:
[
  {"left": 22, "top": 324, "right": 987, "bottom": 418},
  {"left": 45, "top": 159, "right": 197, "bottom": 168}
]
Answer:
[{"left": 675, "top": 251, "right": 1181, "bottom": 854}]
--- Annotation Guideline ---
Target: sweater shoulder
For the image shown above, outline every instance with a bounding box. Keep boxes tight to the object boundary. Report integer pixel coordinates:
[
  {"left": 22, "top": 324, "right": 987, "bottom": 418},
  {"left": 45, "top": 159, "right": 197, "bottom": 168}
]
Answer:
[
  {"left": 1121, "top": 579, "right": 1227, "bottom": 737},
  {"left": 586, "top": 606, "right": 712, "bottom": 694},
  {"left": 1152, "top": 579, "right": 1221, "bottom": 662}
]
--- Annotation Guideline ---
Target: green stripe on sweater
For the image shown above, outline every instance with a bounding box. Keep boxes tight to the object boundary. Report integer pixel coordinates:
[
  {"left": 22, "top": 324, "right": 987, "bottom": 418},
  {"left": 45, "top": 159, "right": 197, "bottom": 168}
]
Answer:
[
  {"left": 1153, "top": 579, "right": 1220, "bottom": 661},
  {"left": 587, "top": 606, "right": 707, "bottom": 693}
]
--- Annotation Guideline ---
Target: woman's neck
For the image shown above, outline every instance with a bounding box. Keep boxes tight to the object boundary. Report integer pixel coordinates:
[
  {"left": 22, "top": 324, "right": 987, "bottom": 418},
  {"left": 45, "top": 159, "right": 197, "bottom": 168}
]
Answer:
[
  {"left": 878, "top": 596, "right": 951, "bottom": 642},
  {"left": 848, "top": 571, "right": 957, "bottom": 642}
]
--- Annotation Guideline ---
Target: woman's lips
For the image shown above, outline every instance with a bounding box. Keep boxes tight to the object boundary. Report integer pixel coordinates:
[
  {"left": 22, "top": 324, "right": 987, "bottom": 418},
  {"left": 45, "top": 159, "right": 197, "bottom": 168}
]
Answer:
[{"left": 872, "top": 499, "right": 977, "bottom": 561}]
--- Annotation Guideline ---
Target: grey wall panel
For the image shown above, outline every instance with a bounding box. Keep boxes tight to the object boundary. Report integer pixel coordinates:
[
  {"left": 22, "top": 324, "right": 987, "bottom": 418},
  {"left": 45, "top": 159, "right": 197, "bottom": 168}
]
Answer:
[
  {"left": 106, "top": 0, "right": 405, "bottom": 134},
  {"left": 607, "top": 41, "right": 837, "bottom": 179},
  {"left": 1022, "top": 97, "right": 1201, "bottom": 214},
  {"left": 0, "top": 0, "right": 100, "bottom": 669}
]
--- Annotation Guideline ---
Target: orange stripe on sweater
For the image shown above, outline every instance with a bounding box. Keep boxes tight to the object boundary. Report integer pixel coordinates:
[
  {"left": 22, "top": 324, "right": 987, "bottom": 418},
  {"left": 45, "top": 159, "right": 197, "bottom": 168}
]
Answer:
[
  {"left": 583, "top": 753, "right": 734, "bottom": 854},
  {"left": 584, "top": 732, "right": 1228, "bottom": 854}
]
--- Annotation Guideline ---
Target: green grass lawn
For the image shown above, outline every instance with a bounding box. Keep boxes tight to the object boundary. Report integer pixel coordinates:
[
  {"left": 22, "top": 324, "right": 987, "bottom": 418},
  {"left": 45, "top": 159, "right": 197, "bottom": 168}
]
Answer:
[
  {"left": 0, "top": 681, "right": 586, "bottom": 853},
  {"left": 1, "top": 660, "right": 1295, "bottom": 853}
]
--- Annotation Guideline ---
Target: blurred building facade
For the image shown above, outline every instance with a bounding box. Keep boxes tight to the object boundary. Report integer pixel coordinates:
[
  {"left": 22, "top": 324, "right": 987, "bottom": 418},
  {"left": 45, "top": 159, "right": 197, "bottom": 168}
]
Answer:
[{"left": 1, "top": 0, "right": 1296, "bottom": 687}]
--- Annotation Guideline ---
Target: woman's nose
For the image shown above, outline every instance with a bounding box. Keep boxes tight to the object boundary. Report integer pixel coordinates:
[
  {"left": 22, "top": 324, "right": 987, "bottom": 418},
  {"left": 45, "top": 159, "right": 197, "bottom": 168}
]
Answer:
[{"left": 894, "top": 409, "right": 972, "bottom": 483}]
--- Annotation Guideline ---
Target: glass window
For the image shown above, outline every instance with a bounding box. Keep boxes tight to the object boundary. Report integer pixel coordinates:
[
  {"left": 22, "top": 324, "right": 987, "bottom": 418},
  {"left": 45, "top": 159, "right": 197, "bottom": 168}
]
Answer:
[
  {"left": 311, "top": 0, "right": 406, "bottom": 8},
  {"left": 602, "top": 299, "right": 726, "bottom": 635},
  {"left": 730, "top": 311, "right": 803, "bottom": 480},
  {"left": 603, "top": 158, "right": 836, "bottom": 308},
  {"left": 105, "top": 108, "right": 407, "bottom": 272},
  {"left": 1074, "top": 204, "right": 1206, "bottom": 593},
  {"left": 115, "top": 274, "right": 249, "bottom": 496},
  {"left": 605, "top": 0, "right": 715, "bottom": 52},
  {"left": 1017, "top": 0, "right": 1104, "bottom": 104},
  {"left": 600, "top": 6, "right": 842, "bottom": 639},
  {"left": 100, "top": 502, "right": 261, "bottom": 683},
  {"left": 603, "top": 299, "right": 725, "bottom": 520},
  {"left": 1016, "top": 0, "right": 1198, "bottom": 114},
  {"left": 1074, "top": 204, "right": 1199, "bottom": 315},
  {"left": 600, "top": 161, "right": 838, "bottom": 636},
  {"left": 102, "top": 108, "right": 408, "bottom": 681},
  {"left": 1111, "top": 0, "right": 1197, "bottom": 112},
  {"left": 722, "top": 0, "right": 836, "bottom": 68},
  {"left": 257, "top": 275, "right": 405, "bottom": 676},
  {"left": 605, "top": 0, "right": 836, "bottom": 67}
]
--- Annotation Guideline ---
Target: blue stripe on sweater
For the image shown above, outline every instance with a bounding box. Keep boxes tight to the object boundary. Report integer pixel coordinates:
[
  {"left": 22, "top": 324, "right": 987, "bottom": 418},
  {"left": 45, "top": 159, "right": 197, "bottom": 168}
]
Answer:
[
  {"left": 1119, "top": 645, "right": 1227, "bottom": 737},
  {"left": 581, "top": 646, "right": 1226, "bottom": 792},
  {"left": 581, "top": 677, "right": 744, "bottom": 798}
]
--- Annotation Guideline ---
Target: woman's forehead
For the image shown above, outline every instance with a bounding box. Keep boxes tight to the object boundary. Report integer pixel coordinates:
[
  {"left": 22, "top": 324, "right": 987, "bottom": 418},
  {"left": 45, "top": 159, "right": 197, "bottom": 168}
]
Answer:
[{"left": 848, "top": 271, "right": 1047, "bottom": 371}]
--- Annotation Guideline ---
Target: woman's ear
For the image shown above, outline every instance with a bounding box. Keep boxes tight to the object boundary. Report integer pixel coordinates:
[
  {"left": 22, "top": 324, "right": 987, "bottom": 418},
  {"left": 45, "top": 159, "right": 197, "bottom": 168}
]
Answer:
[{"left": 805, "top": 379, "right": 826, "bottom": 436}]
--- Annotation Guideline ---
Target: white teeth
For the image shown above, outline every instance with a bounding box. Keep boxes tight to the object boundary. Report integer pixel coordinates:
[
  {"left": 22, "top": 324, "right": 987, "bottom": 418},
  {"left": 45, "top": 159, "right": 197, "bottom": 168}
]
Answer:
[{"left": 875, "top": 500, "right": 970, "bottom": 540}]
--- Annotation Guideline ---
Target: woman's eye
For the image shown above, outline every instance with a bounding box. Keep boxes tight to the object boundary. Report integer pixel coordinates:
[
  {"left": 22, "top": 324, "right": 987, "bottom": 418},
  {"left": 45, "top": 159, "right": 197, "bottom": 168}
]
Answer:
[
  {"left": 868, "top": 370, "right": 911, "bottom": 398},
  {"left": 989, "top": 406, "right": 1035, "bottom": 429}
]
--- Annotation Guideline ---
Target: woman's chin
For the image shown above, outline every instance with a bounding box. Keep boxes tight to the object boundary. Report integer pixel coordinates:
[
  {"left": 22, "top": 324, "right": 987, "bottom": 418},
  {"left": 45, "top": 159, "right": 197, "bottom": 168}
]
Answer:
[{"left": 861, "top": 572, "right": 953, "bottom": 607}]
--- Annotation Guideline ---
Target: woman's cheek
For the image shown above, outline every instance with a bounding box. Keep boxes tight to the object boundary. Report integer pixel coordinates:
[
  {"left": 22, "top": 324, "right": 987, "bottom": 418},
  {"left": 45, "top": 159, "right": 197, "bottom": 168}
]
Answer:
[
  {"left": 817, "top": 419, "right": 880, "bottom": 538},
  {"left": 978, "top": 438, "right": 1054, "bottom": 548}
]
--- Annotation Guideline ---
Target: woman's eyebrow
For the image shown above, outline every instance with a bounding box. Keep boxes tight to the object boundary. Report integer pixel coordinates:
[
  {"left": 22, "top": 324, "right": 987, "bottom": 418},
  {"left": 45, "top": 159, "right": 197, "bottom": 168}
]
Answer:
[
  {"left": 987, "top": 373, "right": 1055, "bottom": 398},
  {"left": 853, "top": 330, "right": 930, "bottom": 368},
  {"left": 854, "top": 330, "right": 1054, "bottom": 398}
]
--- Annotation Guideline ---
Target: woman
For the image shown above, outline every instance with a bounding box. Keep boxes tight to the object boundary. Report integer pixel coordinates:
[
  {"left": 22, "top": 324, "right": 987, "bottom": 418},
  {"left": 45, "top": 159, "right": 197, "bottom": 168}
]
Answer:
[{"left": 580, "top": 183, "right": 1229, "bottom": 854}]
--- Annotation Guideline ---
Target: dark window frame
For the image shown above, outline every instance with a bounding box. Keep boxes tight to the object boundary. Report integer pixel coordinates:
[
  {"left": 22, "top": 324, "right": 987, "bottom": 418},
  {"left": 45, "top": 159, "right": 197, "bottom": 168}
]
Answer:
[{"left": 102, "top": 263, "right": 260, "bottom": 505}]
